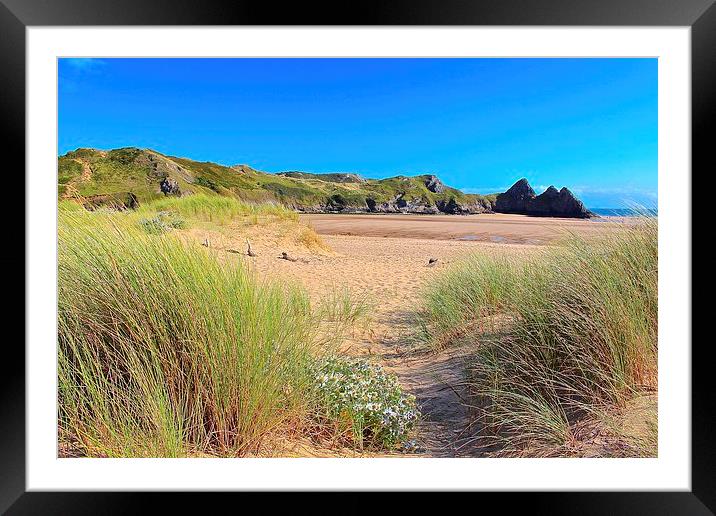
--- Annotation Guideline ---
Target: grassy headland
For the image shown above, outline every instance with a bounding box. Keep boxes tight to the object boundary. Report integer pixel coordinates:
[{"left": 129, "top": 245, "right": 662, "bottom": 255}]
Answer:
[{"left": 58, "top": 147, "right": 496, "bottom": 213}]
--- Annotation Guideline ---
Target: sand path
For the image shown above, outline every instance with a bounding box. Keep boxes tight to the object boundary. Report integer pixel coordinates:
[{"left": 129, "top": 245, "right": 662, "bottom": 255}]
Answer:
[
  {"left": 62, "top": 159, "right": 94, "bottom": 199},
  {"left": 237, "top": 232, "right": 538, "bottom": 456}
]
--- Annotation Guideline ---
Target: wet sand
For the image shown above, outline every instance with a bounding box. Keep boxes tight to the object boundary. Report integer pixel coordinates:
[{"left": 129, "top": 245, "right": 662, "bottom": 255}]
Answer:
[{"left": 301, "top": 213, "right": 612, "bottom": 245}]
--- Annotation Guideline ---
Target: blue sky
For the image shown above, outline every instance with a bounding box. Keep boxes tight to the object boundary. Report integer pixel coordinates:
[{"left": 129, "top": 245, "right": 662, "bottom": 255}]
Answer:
[{"left": 58, "top": 58, "right": 657, "bottom": 208}]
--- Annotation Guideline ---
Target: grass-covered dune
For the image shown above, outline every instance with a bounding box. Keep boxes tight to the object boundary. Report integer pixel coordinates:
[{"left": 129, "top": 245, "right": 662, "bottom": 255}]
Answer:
[
  {"left": 58, "top": 147, "right": 496, "bottom": 213},
  {"left": 57, "top": 201, "right": 419, "bottom": 457},
  {"left": 58, "top": 208, "right": 322, "bottom": 457},
  {"left": 418, "top": 219, "right": 658, "bottom": 457}
]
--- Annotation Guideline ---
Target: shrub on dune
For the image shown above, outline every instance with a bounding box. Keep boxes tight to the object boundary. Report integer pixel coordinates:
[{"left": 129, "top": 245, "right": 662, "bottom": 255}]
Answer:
[
  {"left": 311, "top": 356, "right": 419, "bottom": 449},
  {"left": 138, "top": 210, "right": 187, "bottom": 234}
]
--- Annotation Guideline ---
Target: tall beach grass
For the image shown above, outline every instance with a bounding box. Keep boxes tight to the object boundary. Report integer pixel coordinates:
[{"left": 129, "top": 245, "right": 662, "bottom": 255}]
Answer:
[
  {"left": 58, "top": 209, "right": 323, "bottom": 457},
  {"left": 419, "top": 218, "right": 658, "bottom": 456},
  {"left": 58, "top": 205, "right": 411, "bottom": 456}
]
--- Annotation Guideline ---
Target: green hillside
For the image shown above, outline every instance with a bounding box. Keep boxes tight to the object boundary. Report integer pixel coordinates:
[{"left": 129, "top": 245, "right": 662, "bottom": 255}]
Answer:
[{"left": 58, "top": 147, "right": 497, "bottom": 213}]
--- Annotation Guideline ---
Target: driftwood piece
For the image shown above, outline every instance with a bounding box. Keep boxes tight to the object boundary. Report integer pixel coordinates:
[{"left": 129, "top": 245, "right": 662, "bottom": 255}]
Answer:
[
  {"left": 247, "top": 239, "right": 257, "bottom": 257},
  {"left": 278, "top": 252, "right": 299, "bottom": 262}
]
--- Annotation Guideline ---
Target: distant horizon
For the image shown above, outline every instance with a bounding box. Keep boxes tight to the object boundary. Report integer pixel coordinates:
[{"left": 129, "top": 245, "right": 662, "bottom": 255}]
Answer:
[{"left": 59, "top": 58, "right": 657, "bottom": 209}]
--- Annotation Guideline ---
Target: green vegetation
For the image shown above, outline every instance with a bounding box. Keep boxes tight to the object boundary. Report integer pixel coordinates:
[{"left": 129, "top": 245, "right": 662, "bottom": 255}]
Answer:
[
  {"left": 136, "top": 193, "right": 298, "bottom": 225},
  {"left": 58, "top": 147, "right": 495, "bottom": 211},
  {"left": 315, "top": 287, "right": 373, "bottom": 336},
  {"left": 279, "top": 171, "right": 365, "bottom": 183},
  {"left": 60, "top": 192, "right": 308, "bottom": 239},
  {"left": 58, "top": 206, "right": 414, "bottom": 457},
  {"left": 58, "top": 210, "right": 317, "bottom": 457},
  {"left": 311, "top": 356, "right": 419, "bottom": 449},
  {"left": 59, "top": 148, "right": 183, "bottom": 202},
  {"left": 138, "top": 211, "right": 187, "bottom": 235},
  {"left": 57, "top": 199, "right": 86, "bottom": 212},
  {"left": 418, "top": 219, "right": 658, "bottom": 456}
]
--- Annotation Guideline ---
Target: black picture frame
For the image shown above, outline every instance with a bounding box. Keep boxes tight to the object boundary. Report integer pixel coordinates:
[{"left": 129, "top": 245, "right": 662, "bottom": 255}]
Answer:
[{"left": 4, "top": 0, "right": 711, "bottom": 512}]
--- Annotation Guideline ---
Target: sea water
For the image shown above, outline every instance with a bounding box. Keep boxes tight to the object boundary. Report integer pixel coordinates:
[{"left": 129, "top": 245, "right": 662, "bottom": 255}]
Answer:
[{"left": 591, "top": 208, "right": 658, "bottom": 217}]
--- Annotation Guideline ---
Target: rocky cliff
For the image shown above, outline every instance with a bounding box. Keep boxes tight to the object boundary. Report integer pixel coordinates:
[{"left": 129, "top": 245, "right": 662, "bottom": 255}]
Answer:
[
  {"left": 58, "top": 148, "right": 591, "bottom": 218},
  {"left": 494, "top": 179, "right": 595, "bottom": 218},
  {"left": 58, "top": 148, "right": 495, "bottom": 214}
]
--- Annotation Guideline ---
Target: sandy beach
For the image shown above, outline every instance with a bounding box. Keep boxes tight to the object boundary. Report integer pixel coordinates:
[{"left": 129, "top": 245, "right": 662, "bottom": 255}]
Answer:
[{"left": 181, "top": 213, "right": 631, "bottom": 456}]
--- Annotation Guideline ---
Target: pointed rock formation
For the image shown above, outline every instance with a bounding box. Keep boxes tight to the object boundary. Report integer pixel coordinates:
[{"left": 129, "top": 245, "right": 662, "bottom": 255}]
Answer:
[
  {"left": 495, "top": 179, "right": 594, "bottom": 218},
  {"left": 529, "top": 186, "right": 593, "bottom": 218},
  {"left": 494, "top": 178, "right": 536, "bottom": 214}
]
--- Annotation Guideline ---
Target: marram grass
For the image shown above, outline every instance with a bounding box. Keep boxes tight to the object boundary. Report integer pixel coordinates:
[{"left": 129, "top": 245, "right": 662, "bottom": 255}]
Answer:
[
  {"left": 58, "top": 206, "right": 411, "bottom": 456},
  {"left": 58, "top": 209, "right": 321, "bottom": 457},
  {"left": 419, "top": 218, "right": 658, "bottom": 456}
]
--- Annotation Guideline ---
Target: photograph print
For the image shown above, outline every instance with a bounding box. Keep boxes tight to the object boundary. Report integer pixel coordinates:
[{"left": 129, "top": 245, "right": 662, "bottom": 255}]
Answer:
[{"left": 57, "top": 57, "right": 658, "bottom": 459}]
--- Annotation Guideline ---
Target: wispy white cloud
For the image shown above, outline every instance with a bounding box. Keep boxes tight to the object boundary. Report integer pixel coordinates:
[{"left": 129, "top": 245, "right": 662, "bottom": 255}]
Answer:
[
  {"left": 62, "top": 58, "right": 107, "bottom": 72},
  {"left": 567, "top": 185, "right": 657, "bottom": 197},
  {"left": 59, "top": 59, "right": 108, "bottom": 93},
  {"left": 462, "top": 186, "right": 511, "bottom": 195}
]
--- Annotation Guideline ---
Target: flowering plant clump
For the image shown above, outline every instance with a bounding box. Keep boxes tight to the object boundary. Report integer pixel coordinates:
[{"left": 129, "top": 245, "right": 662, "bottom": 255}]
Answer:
[
  {"left": 312, "top": 356, "right": 420, "bottom": 449},
  {"left": 139, "top": 211, "right": 186, "bottom": 234}
]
